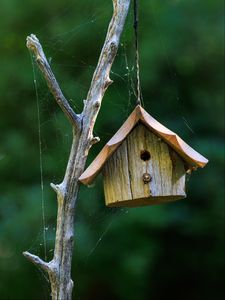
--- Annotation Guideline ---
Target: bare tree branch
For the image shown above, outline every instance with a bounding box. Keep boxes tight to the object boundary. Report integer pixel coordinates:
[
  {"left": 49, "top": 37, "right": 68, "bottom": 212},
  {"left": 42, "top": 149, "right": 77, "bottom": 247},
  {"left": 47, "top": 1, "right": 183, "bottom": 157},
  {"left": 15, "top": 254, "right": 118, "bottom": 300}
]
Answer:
[
  {"left": 82, "top": 0, "right": 131, "bottom": 145},
  {"left": 23, "top": 251, "right": 51, "bottom": 273},
  {"left": 26, "top": 34, "right": 81, "bottom": 129},
  {"left": 24, "top": 1, "right": 131, "bottom": 299}
]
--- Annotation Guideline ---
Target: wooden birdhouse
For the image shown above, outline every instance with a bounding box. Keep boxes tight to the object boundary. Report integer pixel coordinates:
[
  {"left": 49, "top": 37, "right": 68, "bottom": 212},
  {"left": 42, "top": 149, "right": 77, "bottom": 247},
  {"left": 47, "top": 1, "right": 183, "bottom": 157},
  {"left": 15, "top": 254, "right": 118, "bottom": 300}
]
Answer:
[{"left": 79, "top": 105, "right": 208, "bottom": 207}]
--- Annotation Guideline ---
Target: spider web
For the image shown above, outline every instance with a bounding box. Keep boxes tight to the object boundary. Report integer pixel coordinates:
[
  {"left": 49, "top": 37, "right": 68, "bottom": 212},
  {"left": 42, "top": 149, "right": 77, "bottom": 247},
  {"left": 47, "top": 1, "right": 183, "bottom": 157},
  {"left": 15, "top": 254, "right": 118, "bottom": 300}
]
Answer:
[{"left": 26, "top": 0, "right": 196, "bottom": 298}]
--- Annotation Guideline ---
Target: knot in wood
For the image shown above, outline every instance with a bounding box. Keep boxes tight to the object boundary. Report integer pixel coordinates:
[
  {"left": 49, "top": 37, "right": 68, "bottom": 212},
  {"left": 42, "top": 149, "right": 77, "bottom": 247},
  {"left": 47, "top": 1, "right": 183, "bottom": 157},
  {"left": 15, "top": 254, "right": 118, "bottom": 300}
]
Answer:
[
  {"left": 142, "top": 173, "right": 152, "bottom": 184},
  {"left": 109, "top": 42, "right": 117, "bottom": 59},
  {"left": 94, "top": 101, "right": 101, "bottom": 109},
  {"left": 110, "top": 42, "right": 117, "bottom": 52}
]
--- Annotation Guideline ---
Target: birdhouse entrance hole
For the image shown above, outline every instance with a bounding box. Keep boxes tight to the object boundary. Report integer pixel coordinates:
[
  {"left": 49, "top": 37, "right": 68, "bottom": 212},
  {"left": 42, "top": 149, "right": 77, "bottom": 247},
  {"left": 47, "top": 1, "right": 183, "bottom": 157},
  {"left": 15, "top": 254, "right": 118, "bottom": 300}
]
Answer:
[{"left": 140, "top": 150, "right": 151, "bottom": 161}]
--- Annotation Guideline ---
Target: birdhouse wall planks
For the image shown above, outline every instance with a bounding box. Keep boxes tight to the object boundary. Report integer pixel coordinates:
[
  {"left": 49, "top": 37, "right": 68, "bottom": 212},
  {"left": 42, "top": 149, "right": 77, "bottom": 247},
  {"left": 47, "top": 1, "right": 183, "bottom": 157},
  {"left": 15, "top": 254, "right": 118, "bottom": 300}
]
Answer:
[{"left": 79, "top": 105, "right": 208, "bottom": 208}]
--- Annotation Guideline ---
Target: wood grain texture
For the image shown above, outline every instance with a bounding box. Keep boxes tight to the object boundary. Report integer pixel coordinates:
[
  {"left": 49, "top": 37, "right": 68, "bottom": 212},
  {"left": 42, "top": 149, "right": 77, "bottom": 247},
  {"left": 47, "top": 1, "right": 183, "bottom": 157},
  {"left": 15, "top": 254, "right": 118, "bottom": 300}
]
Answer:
[
  {"left": 103, "top": 139, "right": 132, "bottom": 205},
  {"left": 79, "top": 105, "right": 208, "bottom": 185},
  {"left": 103, "top": 124, "right": 186, "bottom": 207}
]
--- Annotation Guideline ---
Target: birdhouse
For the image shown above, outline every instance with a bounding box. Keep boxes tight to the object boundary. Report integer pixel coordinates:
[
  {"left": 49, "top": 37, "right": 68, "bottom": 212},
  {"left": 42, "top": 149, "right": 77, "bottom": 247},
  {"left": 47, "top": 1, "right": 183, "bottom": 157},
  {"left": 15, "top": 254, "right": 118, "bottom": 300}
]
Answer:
[{"left": 79, "top": 105, "right": 208, "bottom": 207}]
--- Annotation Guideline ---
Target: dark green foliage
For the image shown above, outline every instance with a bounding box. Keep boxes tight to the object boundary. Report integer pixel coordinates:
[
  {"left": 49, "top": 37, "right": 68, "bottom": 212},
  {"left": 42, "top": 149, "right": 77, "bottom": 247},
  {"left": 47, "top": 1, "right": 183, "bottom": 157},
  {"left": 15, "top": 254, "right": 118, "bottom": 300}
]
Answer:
[{"left": 0, "top": 0, "right": 224, "bottom": 299}]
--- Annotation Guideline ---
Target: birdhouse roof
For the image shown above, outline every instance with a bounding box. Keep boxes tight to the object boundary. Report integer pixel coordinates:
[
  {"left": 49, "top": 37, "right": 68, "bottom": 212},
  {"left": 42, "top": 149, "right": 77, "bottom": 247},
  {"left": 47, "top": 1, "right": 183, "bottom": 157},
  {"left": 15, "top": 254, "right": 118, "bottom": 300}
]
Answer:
[{"left": 79, "top": 105, "right": 208, "bottom": 185}]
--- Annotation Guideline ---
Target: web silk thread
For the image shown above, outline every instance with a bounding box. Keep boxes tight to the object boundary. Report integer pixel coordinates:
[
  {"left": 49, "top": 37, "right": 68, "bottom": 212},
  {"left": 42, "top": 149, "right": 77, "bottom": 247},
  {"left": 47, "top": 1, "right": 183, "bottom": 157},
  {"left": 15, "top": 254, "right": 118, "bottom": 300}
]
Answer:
[
  {"left": 30, "top": 52, "right": 47, "bottom": 261},
  {"left": 133, "top": 0, "right": 143, "bottom": 107}
]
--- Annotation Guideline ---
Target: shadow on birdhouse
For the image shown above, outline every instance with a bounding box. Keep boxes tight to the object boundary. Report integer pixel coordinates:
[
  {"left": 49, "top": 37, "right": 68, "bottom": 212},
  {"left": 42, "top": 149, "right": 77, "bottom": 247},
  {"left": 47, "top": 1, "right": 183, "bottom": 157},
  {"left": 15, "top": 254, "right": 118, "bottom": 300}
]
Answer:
[{"left": 79, "top": 105, "right": 208, "bottom": 207}]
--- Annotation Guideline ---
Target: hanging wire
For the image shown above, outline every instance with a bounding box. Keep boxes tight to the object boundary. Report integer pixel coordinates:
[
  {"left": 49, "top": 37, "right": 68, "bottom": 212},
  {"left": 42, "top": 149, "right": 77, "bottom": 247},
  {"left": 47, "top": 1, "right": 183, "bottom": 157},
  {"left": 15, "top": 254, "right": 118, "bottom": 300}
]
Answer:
[{"left": 133, "top": 0, "right": 143, "bottom": 106}]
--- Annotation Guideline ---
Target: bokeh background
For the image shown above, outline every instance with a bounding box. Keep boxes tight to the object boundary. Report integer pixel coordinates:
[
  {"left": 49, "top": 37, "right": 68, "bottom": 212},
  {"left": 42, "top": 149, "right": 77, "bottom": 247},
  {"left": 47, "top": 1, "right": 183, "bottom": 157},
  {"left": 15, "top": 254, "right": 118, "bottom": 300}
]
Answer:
[{"left": 0, "top": 0, "right": 224, "bottom": 299}]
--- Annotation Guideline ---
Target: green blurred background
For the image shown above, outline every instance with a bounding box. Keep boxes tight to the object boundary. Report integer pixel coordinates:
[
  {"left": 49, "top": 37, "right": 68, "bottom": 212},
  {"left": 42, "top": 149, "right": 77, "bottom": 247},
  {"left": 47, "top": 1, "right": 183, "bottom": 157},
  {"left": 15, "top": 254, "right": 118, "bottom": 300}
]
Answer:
[{"left": 0, "top": 0, "right": 224, "bottom": 299}]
